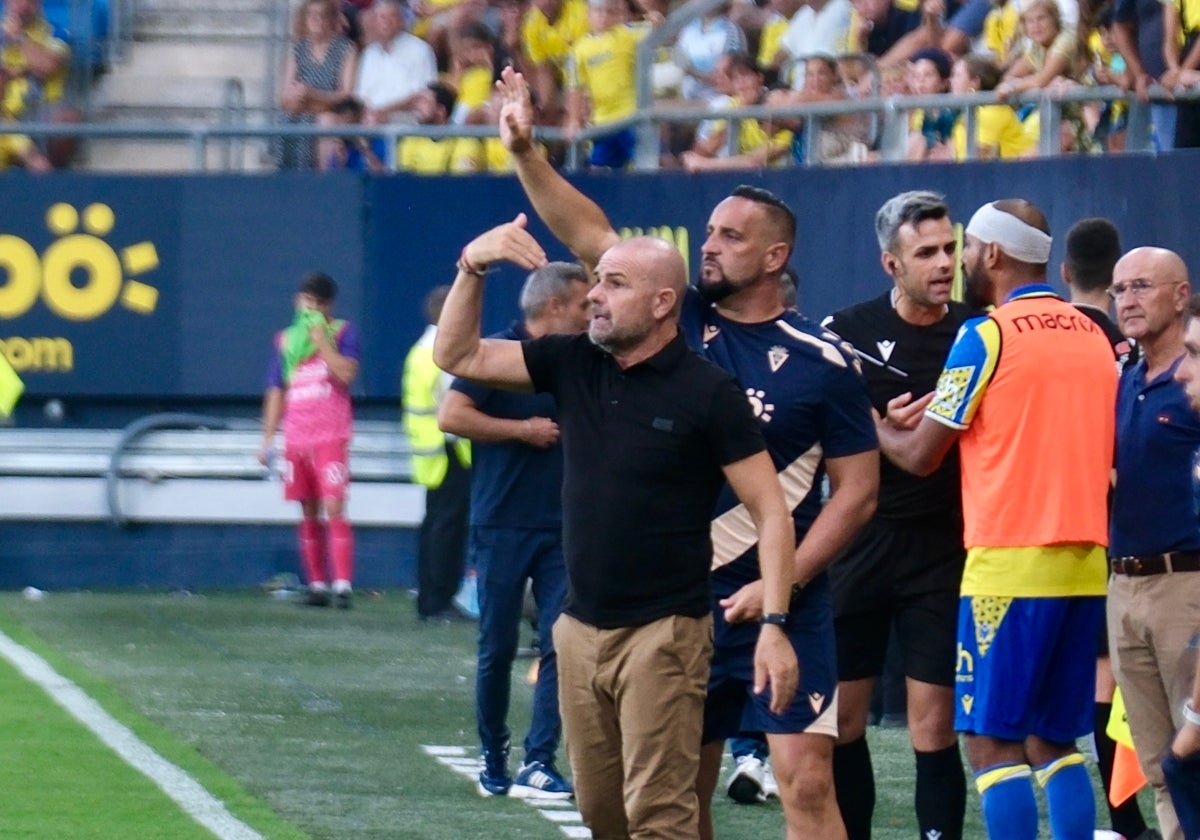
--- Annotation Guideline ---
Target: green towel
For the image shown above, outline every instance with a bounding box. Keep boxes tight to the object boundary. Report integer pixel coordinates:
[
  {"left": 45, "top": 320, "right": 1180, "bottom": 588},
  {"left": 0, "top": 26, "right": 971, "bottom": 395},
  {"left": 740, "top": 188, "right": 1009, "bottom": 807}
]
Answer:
[{"left": 281, "top": 308, "right": 334, "bottom": 384}]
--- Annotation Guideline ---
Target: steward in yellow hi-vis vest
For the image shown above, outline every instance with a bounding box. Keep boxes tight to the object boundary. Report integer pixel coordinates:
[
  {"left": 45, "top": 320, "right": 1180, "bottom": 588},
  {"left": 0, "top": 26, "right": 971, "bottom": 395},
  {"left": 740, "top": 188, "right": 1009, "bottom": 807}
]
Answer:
[
  {"left": 402, "top": 285, "right": 473, "bottom": 621},
  {"left": 402, "top": 323, "right": 471, "bottom": 489}
]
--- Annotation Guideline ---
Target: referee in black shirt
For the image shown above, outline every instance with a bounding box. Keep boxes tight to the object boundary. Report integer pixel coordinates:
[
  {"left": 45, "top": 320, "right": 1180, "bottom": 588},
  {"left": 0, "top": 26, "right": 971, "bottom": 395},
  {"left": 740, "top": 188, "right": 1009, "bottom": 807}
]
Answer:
[
  {"left": 822, "top": 191, "right": 973, "bottom": 840},
  {"left": 434, "top": 213, "right": 800, "bottom": 839}
]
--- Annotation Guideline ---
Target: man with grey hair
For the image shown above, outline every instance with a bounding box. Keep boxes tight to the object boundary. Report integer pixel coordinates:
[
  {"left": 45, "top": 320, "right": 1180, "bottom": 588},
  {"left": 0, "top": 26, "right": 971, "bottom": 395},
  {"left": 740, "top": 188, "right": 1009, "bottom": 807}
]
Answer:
[
  {"left": 821, "top": 190, "right": 971, "bottom": 840},
  {"left": 1107, "top": 247, "right": 1200, "bottom": 840},
  {"left": 439, "top": 261, "right": 591, "bottom": 800},
  {"left": 874, "top": 198, "right": 1116, "bottom": 840},
  {"left": 354, "top": 0, "right": 438, "bottom": 124}
]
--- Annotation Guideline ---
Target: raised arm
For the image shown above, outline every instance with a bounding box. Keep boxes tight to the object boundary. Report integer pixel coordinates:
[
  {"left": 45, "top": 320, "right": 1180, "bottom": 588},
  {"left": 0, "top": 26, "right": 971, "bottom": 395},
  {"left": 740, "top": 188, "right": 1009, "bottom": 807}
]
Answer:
[
  {"left": 433, "top": 213, "right": 549, "bottom": 389},
  {"left": 312, "top": 325, "right": 359, "bottom": 386},
  {"left": 497, "top": 66, "right": 621, "bottom": 272}
]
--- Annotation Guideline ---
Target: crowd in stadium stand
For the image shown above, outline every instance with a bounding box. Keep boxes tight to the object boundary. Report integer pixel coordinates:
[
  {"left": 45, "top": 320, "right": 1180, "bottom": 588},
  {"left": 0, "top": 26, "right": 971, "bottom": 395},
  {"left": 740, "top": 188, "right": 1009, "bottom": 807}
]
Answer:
[
  {"left": 263, "top": 0, "right": 1200, "bottom": 172},
  {"left": 0, "top": 0, "right": 80, "bottom": 172},
  {"left": 11, "top": 0, "right": 1200, "bottom": 172}
]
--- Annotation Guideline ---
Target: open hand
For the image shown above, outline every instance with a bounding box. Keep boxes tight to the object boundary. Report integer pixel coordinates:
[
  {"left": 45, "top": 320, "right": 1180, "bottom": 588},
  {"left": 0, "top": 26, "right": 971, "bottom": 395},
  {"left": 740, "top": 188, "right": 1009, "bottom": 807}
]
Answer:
[{"left": 462, "top": 212, "right": 547, "bottom": 271}]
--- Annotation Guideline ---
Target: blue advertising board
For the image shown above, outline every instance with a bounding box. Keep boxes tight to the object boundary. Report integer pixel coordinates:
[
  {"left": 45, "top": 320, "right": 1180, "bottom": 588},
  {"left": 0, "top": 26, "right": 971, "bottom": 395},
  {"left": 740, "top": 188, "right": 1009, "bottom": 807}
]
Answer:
[{"left": 2, "top": 153, "right": 1198, "bottom": 403}]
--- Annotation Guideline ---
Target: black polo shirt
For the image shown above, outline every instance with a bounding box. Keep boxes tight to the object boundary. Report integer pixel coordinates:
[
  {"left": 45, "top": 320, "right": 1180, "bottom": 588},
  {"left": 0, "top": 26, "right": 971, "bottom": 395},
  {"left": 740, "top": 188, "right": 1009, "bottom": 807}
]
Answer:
[{"left": 523, "top": 331, "right": 766, "bottom": 629}]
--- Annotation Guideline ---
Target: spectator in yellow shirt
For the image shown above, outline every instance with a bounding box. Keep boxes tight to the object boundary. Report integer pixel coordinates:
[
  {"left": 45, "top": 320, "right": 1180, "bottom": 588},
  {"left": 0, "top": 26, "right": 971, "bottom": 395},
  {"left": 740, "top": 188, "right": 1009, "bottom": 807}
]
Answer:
[
  {"left": 566, "top": 0, "right": 659, "bottom": 169},
  {"left": 398, "top": 82, "right": 485, "bottom": 173},
  {"left": 522, "top": 0, "right": 589, "bottom": 122},
  {"left": 0, "top": 0, "right": 71, "bottom": 170},
  {"left": 932, "top": 53, "right": 1036, "bottom": 160}
]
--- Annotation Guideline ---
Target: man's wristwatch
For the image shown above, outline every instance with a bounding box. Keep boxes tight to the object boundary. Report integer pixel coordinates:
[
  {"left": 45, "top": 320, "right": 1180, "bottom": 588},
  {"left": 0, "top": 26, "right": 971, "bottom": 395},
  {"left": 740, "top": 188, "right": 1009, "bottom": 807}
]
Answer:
[
  {"left": 1183, "top": 699, "right": 1200, "bottom": 728},
  {"left": 761, "top": 613, "right": 788, "bottom": 628}
]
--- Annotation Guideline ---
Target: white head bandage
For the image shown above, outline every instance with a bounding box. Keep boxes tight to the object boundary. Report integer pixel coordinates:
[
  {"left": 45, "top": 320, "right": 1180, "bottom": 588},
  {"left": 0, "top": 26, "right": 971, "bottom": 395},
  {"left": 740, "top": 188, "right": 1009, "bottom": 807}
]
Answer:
[{"left": 965, "top": 202, "right": 1052, "bottom": 264}]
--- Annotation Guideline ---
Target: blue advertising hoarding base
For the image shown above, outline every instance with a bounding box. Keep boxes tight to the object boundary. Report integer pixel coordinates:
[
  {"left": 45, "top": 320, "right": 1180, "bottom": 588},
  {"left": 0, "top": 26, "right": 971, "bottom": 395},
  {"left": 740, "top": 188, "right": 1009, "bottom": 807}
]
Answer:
[{"left": 0, "top": 522, "right": 418, "bottom": 592}]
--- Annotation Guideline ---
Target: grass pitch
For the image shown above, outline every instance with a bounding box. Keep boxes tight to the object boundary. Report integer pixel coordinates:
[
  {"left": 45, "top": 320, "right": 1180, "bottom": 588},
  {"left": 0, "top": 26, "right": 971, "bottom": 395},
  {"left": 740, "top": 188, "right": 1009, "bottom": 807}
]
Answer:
[{"left": 0, "top": 590, "right": 1148, "bottom": 839}]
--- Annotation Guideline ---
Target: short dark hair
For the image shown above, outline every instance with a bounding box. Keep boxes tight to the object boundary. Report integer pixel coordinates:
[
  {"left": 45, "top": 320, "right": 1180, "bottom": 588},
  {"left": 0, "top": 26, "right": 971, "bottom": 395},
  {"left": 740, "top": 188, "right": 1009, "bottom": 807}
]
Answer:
[
  {"left": 959, "top": 53, "right": 1003, "bottom": 91},
  {"left": 1188, "top": 292, "right": 1200, "bottom": 319},
  {"left": 299, "top": 271, "right": 337, "bottom": 302},
  {"left": 428, "top": 82, "right": 458, "bottom": 117},
  {"left": 330, "top": 96, "right": 365, "bottom": 118},
  {"left": 730, "top": 185, "right": 797, "bottom": 252},
  {"left": 1064, "top": 217, "right": 1122, "bottom": 293},
  {"left": 456, "top": 21, "right": 494, "bottom": 43},
  {"left": 724, "top": 51, "right": 761, "bottom": 77},
  {"left": 423, "top": 284, "right": 451, "bottom": 325}
]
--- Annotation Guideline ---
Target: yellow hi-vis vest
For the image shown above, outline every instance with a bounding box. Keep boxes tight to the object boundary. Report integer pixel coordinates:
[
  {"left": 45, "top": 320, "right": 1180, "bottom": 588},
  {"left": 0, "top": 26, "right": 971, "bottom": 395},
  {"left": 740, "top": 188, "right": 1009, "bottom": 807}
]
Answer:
[{"left": 401, "top": 325, "right": 471, "bottom": 489}]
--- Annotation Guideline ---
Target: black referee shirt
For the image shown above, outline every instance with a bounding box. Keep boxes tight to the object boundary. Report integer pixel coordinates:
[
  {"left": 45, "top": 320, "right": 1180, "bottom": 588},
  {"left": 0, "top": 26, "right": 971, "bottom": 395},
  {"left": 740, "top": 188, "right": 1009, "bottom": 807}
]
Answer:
[
  {"left": 522, "top": 330, "right": 766, "bottom": 629},
  {"left": 824, "top": 292, "right": 974, "bottom": 520}
]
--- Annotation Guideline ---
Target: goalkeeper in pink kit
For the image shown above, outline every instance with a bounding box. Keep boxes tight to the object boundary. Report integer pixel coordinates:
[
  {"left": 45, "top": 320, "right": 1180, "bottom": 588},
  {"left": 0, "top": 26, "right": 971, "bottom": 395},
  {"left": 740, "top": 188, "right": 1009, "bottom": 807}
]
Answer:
[{"left": 259, "top": 272, "right": 362, "bottom": 608}]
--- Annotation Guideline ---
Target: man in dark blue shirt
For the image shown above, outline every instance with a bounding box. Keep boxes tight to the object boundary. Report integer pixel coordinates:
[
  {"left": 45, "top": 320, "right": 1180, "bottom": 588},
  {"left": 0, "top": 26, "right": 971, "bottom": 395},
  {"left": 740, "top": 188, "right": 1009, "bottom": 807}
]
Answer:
[
  {"left": 434, "top": 213, "right": 800, "bottom": 839},
  {"left": 438, "top": 261, "right": 590, "bottom": 801},
  {"left": 1108, "top": 246, "right": 1200, "bottom": 840}
]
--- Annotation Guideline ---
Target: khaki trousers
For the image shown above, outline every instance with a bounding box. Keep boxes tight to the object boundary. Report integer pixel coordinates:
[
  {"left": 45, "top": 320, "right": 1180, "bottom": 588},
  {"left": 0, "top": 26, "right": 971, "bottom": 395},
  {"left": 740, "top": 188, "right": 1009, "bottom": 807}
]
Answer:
[
  {"left": 1109, "top": 572, "right": 1200, "bottom": 840},
  {"left": 553, "top": 612, "right": 712, "bottom": 839}
]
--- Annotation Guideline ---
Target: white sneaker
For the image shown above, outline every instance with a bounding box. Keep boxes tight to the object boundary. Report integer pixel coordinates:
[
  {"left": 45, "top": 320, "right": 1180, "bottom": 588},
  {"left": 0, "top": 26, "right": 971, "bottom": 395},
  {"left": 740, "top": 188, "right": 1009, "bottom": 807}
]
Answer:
[
  {"left": 726, "top": 755, "right": 767, "bottom": 804},
  {"left": 762, "top": 760, "right": 779, "bottom": 799}
]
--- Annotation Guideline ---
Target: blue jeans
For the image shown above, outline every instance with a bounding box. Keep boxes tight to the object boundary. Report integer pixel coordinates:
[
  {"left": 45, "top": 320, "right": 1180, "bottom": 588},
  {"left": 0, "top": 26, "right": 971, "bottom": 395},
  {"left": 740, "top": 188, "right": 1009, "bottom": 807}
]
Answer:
[
  {"left": 730, "top": 734, "right": 769, "bottom": 761},
  {"left": 474, "top": 525, "right": 566, "bottom": 764},
  {"left": 1163, "top": 747, "right": 1200, "bottom": 839}
]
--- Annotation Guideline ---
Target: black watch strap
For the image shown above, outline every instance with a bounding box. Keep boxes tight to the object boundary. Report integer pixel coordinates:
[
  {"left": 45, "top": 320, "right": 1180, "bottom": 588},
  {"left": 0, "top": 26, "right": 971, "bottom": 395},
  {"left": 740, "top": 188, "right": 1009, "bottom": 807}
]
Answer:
[{"left": 762, "top": 613, "right": 788, "bottom": 627}]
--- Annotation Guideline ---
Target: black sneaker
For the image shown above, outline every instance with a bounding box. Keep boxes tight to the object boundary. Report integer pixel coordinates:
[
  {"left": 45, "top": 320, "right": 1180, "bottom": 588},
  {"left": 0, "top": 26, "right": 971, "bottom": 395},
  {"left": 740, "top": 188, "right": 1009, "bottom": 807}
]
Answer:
[
  {"left": 334, "top": 591, "right": 352, "bottom": 610},
  {"left": 303, "top": 588, "right": 331, "bottom": 607}
]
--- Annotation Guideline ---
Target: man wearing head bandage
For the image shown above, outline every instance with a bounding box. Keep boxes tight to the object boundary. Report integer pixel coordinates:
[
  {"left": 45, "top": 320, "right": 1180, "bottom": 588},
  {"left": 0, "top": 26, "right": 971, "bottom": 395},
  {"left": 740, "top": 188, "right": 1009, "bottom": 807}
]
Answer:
[{"left": 874, "top": 199, "right": 1118, "bottom": 840}]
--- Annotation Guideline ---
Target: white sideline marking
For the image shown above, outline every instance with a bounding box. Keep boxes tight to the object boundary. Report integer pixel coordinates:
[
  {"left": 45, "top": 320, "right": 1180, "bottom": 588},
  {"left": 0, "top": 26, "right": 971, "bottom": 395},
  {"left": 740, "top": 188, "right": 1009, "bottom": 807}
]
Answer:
[
  {"left": 422, "top": 744, "right": 592, "bottom": 838},
  {"left": 0, "top": 629, "right": 264, "bottom": 840}
]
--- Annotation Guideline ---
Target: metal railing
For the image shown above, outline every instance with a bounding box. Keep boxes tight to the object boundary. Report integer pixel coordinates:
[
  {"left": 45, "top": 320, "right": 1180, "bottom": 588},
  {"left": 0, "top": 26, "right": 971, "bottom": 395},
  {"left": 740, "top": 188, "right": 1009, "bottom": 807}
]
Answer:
[{"left": 10, "top": 83, "right": 1192, "bottom": 172}]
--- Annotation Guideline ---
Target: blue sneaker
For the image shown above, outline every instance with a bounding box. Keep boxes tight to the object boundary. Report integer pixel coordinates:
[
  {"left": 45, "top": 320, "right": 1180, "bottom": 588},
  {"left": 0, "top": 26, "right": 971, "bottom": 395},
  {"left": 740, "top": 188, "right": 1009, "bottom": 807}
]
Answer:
[
  {"left": 511, "top": 760, "right": 574, "bottom": 800},
  {"left": 477, "top": 747, "right": 512, "bottom": 797}
]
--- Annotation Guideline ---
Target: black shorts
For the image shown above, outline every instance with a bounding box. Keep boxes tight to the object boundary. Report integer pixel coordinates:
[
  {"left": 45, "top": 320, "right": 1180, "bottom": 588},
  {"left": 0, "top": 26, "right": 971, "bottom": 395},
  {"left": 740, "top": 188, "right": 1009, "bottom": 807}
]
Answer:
[{"left": 830, "top": 516, "right": 965, "bottom": 686}]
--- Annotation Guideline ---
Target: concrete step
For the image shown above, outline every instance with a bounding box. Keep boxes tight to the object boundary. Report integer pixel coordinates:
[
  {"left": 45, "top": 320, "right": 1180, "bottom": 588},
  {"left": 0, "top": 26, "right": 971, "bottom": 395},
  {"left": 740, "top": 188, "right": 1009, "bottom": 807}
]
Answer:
[
  {"left": 83, "top": 136, "right": 271, "bottom": 172},
  {"left": 117, "top": 41, "right": 270, "bottom": 81},
  {"left": 136, "top": 0, "right": 276, "bottom": 11},
  {"left": 134, "top": 10, "right": 277, "bottom": 40},
  {"left": 95, "top": 73, "right": 270, "bottom": 110}
]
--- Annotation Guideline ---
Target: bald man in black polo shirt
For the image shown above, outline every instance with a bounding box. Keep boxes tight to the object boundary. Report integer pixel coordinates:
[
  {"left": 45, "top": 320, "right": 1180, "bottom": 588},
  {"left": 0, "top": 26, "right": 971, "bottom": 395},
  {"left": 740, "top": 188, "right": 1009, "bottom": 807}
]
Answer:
[{"left": 434, "top": 213, "right": 800, "bottom": 839}]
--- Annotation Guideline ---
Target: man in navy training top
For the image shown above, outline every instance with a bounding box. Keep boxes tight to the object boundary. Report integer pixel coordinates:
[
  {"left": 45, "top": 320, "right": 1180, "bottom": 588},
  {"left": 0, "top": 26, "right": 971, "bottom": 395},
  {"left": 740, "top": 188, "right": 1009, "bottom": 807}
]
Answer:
[{"left": 439, "top": 261, "right": 590, "bottom": 800}]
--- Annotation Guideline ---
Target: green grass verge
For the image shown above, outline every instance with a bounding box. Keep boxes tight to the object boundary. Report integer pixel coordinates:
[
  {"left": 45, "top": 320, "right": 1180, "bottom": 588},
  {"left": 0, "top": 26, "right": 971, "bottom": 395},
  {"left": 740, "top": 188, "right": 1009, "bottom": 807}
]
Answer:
[{"left": 0, "top": 590, "right": 1158, "bottom": 839}]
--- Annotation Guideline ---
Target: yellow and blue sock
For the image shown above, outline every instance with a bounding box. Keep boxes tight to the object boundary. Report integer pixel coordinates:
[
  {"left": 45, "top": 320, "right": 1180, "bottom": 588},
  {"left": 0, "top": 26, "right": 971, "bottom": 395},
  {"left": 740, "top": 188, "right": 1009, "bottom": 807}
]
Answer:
[
  {"left": 976, "top": 762, "right": 1037, "bottom": 840},
  {"left": 1036, "top": 753, "right": 1095, "bottom": 840}
]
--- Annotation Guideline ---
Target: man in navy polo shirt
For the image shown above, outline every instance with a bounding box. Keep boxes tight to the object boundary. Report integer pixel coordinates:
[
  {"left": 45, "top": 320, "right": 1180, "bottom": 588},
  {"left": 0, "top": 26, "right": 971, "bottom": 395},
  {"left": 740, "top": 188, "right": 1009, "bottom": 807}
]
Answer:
[
  {"left": 434, "top": 213, "right": 800, "bottom": 839},
  {"left": 438, "top": 262, "right": 591, "bottom": 801},
  {"left": 1108, "top": 247, "right": 1200, "bottom": 840}
]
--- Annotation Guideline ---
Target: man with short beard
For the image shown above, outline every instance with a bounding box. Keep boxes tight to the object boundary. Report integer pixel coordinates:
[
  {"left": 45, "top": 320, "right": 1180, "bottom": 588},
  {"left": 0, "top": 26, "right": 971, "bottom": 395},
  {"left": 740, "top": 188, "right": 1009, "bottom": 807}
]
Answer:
[
  {"left": 822, "top": 191, "right": 971, "bottom": 840},
  {"left": 493, "top": 66, "right": 880, "bottom": 840},
  {"left": 433, "top": 213, "right": 800, "bottom": 838},
  {"left": 875, "top": 199, "right": 1117, "bottom": 840}
]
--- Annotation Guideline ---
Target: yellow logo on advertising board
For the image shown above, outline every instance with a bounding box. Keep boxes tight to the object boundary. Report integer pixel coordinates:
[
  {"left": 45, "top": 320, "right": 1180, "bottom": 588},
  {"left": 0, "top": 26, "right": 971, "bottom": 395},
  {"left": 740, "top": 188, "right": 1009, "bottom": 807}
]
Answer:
[{"left": 0, "top": 202, "right": 160, "bottom": 372}]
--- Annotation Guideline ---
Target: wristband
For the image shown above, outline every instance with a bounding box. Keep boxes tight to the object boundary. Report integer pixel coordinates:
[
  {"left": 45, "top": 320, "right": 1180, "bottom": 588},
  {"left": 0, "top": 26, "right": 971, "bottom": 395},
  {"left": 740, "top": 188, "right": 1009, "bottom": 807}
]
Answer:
[
  {"left": 456, "top": 249, "right": 488, "bottom": 277},
  {"left": 761, "top": 613, "right": 788, "bottom": 628},
  {"left": 1184, "top": 700, "right": 1200, "bottom": 728}
]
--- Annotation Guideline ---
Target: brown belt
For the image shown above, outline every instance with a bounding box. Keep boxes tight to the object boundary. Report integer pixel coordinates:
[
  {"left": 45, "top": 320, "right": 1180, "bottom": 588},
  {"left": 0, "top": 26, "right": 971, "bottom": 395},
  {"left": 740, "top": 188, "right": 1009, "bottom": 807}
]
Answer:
[{"left": 1110, "top": 551, "right": 1200, "bottom": 576}]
